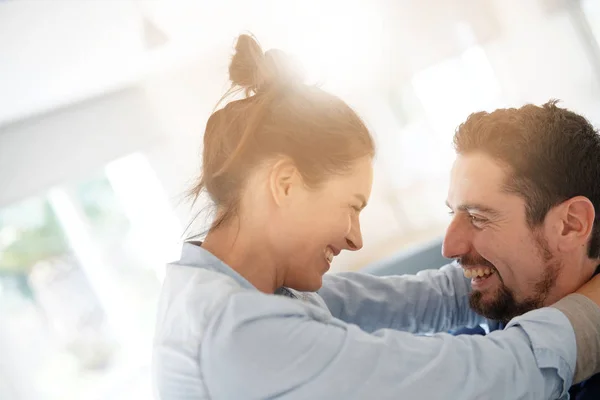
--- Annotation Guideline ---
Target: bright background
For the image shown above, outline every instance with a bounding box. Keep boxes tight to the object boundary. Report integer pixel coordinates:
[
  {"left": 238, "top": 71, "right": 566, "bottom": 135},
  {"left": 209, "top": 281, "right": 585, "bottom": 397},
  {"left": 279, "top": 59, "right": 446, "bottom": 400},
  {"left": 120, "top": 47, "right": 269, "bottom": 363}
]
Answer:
[{"left": 1, "top": 0, "right": 600, "bottom": 398}]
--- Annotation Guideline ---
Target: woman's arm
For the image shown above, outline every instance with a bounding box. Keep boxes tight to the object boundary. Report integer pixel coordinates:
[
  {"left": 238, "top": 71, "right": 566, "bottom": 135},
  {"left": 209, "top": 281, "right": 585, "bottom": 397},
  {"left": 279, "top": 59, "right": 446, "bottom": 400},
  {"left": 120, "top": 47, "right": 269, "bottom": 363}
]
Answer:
[
  {"left": 317, "top": 262, "right": 483, "bottom": 333},
  {"left": 201, "top": 292, "right": 580, "bottom": 400}
]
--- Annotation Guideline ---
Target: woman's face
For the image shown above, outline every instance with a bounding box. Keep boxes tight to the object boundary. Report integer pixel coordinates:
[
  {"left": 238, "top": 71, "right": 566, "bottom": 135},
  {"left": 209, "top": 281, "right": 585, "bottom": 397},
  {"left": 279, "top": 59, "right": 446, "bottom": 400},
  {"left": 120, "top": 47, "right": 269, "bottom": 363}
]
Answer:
[{"left": 269, "top": 156, "right": 374, "bottom": 291}]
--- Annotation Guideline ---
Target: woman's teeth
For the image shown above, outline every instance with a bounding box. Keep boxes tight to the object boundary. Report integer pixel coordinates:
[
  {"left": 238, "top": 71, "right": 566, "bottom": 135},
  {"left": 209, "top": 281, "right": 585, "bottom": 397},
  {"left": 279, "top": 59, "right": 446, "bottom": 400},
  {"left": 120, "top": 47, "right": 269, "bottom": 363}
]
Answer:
[
  {"left": 325, "top": 248, "right": 334, "bottom": 263},
  {"left": 464, "top": 267, "right": 494, "bottom": 279}
]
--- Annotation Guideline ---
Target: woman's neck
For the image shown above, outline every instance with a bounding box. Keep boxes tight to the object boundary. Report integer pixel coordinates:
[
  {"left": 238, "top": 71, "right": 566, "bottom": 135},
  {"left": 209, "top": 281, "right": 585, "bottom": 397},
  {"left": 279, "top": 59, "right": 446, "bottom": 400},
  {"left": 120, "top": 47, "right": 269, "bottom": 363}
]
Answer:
[{"left": 201, "top": 224, "right": 284, "bottom": 294}]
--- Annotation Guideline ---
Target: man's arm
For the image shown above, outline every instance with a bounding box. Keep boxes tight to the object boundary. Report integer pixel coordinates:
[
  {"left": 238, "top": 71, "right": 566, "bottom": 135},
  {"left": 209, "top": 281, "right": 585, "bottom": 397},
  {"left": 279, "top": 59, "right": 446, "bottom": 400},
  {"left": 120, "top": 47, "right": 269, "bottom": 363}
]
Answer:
[{"left": 317, "top": 262, "right": 483, "bottom": 333}]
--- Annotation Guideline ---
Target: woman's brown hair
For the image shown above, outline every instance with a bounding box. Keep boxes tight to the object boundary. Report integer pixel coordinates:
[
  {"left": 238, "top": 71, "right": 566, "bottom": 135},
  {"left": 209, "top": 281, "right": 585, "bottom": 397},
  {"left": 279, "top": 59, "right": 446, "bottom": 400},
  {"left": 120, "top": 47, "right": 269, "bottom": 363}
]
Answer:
[{"left": 190, "top": 34, "right": 375, "bottom": 231}]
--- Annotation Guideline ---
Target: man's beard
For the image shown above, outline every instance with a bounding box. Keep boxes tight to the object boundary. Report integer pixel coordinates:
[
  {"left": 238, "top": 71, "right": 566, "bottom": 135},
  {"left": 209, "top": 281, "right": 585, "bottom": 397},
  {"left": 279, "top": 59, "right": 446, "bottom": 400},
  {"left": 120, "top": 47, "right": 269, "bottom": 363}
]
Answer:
[{"left": 463, "top": 231, "right": 560, "bottom": 323}]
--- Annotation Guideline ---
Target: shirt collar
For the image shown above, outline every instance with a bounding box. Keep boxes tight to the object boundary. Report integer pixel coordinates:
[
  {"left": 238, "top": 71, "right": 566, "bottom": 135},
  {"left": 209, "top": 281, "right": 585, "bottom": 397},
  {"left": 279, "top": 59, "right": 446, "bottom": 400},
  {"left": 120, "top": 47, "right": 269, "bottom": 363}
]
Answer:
[{"left": 174, "top": 241, "right": 257, "bottom": 291}]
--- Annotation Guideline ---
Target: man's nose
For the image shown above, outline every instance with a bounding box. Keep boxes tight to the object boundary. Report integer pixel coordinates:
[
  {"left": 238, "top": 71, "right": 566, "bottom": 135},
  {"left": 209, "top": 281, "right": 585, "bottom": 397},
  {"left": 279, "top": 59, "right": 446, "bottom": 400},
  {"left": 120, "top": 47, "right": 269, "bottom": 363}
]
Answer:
[{"left": 442, "top": 217, "right": 472, "bottom": 259}]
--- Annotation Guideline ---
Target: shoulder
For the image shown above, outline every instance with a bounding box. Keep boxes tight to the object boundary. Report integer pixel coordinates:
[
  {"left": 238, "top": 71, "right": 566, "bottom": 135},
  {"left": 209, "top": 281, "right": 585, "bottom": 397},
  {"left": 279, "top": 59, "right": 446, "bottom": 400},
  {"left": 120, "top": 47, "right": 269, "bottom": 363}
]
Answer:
[
  {"left": 216, "top": 289, "right": 334, "bottom": 329},
  {"left": 156, "top": 265, "right": 334, "bottom": 342},
  {"left": 154, "top": 264, "right": 247, "bottom": 343}
]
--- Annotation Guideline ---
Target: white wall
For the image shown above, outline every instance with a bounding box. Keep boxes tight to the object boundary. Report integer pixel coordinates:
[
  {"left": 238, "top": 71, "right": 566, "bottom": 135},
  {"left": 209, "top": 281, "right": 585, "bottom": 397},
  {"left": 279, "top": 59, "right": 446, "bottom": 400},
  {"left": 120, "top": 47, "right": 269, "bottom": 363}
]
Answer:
[
  {"left": 485, "top": 0, "right": 600, "bottom": 121},
  {"left": 0, "top": 88, "right": 165, "bottom": 208}
]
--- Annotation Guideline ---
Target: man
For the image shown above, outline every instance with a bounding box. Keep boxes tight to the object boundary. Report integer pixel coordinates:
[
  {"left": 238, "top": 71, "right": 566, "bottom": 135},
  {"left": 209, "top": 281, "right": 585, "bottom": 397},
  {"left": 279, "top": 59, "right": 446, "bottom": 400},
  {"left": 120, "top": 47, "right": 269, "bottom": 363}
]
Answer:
[{"left": 444, "top": 100, "right": 600, "bottom": 399}]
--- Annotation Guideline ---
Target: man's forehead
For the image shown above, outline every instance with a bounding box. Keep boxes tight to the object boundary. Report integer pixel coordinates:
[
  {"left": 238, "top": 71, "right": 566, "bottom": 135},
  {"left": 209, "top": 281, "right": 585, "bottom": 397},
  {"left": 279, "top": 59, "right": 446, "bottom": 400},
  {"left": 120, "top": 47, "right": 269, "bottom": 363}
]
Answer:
[
  {"left": 452, "top": 153, "right": 507, "bottom": 185},
  {"left": 448, "top": 153, "right": 512, "bottom": 208}
]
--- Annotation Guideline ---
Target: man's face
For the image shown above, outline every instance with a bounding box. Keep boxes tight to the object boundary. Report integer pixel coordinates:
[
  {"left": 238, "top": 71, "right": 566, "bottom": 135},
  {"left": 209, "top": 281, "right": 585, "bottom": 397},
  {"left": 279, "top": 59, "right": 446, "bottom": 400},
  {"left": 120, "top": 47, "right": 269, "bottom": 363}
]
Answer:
[{"left": 443, "top": 152, "right": 563, "bottom": 322}]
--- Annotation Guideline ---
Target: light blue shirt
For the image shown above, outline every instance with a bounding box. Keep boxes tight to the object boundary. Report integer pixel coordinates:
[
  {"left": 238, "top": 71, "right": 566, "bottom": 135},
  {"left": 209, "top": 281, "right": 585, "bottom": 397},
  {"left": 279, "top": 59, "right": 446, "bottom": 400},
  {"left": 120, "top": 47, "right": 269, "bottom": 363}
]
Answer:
[{"left": 153, "top": 243, "right": 576, "bottom": 399}]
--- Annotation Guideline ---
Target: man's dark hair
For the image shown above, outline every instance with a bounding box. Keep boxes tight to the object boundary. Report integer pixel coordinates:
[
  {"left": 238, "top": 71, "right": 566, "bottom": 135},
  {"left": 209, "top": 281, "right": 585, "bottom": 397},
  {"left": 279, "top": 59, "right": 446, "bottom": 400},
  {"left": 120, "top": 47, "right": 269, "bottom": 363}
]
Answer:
[{"left": 454, "top": 100, "right": 600, "bottom": 258}]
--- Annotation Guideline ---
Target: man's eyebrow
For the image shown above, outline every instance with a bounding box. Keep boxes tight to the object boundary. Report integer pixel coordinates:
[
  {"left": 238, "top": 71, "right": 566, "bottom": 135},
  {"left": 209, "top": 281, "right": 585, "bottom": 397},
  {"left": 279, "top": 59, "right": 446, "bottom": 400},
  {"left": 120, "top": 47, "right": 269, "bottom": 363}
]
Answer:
[{"left": 445, "top": 201, "right": 501, "bottom": 217}]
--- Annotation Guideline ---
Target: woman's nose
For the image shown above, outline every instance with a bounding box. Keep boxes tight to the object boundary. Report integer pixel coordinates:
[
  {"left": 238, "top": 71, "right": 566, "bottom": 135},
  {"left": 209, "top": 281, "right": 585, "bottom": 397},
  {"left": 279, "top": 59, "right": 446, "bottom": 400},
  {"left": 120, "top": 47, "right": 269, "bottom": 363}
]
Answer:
[{"left": 345, "top": 219, "right": 363, "bottom": 251}]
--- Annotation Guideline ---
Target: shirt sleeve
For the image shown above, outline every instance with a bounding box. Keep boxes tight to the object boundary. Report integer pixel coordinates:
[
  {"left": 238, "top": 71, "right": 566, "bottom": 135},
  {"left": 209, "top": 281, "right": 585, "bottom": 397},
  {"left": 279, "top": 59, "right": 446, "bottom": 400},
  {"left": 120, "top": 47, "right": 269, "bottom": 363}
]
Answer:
[
  {"left": 202, "top": 292, "right": 575, "bottom": 400},
  {"left": 317, "top": 262, "right": 484, "bottom": 333}
]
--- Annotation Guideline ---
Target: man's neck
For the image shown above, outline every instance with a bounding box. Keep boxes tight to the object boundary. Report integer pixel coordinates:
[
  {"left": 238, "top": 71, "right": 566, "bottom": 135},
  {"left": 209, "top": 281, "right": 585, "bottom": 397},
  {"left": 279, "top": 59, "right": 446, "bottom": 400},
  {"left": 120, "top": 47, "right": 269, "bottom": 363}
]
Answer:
[{"left": 546, "top": 255, "right": 599, "bottom": 307}]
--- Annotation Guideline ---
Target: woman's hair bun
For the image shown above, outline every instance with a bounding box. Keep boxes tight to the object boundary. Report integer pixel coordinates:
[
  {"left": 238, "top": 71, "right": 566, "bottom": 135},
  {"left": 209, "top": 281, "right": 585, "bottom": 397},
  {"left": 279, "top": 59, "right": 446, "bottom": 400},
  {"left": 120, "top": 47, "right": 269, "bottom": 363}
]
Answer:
[{"left": 228, "top": 34, "right": 304, "bottom": 95}]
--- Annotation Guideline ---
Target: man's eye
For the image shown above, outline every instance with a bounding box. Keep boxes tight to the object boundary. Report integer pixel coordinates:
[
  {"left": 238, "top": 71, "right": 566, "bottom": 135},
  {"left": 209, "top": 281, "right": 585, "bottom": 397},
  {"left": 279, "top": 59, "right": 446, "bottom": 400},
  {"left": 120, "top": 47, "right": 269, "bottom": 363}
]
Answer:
[{"left": 469, "top": 215, "right": 486, "bottom": 224}]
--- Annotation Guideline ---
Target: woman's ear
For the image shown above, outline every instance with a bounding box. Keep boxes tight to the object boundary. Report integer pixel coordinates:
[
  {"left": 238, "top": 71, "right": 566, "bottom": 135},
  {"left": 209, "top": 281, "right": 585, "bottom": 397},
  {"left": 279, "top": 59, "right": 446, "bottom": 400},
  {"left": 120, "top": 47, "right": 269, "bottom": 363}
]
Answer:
[{"left": 269, "top": 158, "right": 301, "bottom": 207}]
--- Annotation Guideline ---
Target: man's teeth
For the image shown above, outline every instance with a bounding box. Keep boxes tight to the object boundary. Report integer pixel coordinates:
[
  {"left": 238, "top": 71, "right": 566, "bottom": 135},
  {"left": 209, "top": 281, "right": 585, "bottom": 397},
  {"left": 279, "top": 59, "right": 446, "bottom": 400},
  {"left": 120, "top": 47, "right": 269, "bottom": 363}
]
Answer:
[
  {"left": 463, "top": 268, "right": 494, "bottom": 279},
  {"left": 325, "top": 248, "right": 334, "bottom": 263}
]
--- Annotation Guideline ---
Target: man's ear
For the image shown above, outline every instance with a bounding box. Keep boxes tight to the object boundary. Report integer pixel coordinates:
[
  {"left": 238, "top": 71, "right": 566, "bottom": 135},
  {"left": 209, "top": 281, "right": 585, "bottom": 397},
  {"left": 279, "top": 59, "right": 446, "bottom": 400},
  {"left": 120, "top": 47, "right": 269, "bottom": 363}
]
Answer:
[
  {"left": 554, "top": 196, "right": 595, "bottom": 252},
  {"left": 268, "top": 158, "right": 301, "bottom": 207}
]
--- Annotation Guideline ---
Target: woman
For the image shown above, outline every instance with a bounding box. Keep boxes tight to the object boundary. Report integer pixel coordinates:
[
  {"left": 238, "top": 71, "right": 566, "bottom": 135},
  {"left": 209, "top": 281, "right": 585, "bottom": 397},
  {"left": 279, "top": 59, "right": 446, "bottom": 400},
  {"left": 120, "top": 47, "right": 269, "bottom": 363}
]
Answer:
[{"left": 153, "top": 35, "right": 600, "bottom": 399}]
